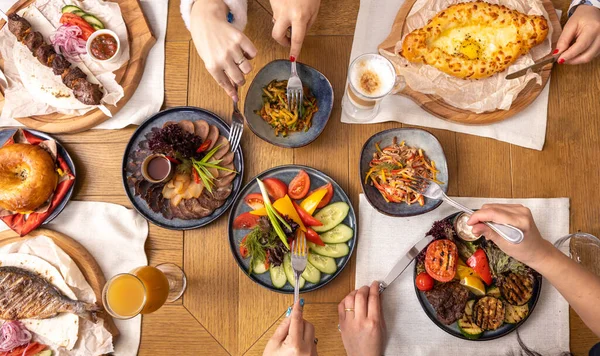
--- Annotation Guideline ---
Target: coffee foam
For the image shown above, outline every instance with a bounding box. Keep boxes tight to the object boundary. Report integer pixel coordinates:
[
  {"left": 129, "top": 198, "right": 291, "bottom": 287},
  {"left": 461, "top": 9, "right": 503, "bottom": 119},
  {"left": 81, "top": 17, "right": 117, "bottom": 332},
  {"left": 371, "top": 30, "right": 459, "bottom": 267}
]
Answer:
[{"left": 350, "top": 55, "right": 395, "bottom": 98}]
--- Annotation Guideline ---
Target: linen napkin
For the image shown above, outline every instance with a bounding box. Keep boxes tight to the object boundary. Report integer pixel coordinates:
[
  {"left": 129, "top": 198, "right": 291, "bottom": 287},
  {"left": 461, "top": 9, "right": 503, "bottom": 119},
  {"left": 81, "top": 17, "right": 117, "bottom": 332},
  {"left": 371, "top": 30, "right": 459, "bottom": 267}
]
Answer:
[
  {"left": 0, "top": 201, "right": 149, "bottom": 356},
  {"left": 342, "top": 0, "right": 561, "bottom": 151},
  {"left": 356, "top": 194, "right": 570, "bottom": 355},
  {"left": 0, "top": 0, "right": 167, "bottom": 129}
]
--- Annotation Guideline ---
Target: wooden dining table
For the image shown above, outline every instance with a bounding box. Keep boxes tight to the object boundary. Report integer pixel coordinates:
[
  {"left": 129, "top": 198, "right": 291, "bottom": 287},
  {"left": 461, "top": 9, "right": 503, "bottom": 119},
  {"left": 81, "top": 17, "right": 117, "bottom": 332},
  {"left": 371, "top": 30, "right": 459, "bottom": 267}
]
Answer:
[{"left": 36, "top": 0, "right": 600, "bottom": 354}]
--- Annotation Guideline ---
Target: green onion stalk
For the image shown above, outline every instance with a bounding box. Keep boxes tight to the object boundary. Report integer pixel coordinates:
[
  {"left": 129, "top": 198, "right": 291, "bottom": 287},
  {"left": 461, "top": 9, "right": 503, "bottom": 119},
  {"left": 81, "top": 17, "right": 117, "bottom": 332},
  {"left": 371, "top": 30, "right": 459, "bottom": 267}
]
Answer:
[{"left": 257, "top": 178, "right": 291, "bottom": 249}]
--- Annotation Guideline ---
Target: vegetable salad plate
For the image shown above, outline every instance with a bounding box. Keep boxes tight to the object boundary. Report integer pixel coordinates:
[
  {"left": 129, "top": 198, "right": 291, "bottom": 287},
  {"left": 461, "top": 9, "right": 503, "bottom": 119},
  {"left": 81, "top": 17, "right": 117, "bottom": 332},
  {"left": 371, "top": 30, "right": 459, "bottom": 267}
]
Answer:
[
  {"left": 122, "top": 107, "right": 244, "bottom": 230},
  {"left": 414, "top": 213, "right": 542, "bottom": 341},
  {"left": 228, "top": 165, "right": 357, "bottom": 293}
]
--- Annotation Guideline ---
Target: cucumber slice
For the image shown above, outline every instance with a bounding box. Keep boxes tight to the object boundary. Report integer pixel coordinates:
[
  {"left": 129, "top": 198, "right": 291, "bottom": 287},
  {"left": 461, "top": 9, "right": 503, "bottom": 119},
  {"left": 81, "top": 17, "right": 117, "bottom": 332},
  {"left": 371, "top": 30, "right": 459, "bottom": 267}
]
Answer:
[
  {"left": 301, "top": 261, "right": 321, "bottom": 284},
  {"left": 269, "top": 265, "right": 287, "bottom": 289},
  {"left": 283, "top": 254, "right": 305, "bottom": 289},
  {"left": 73, "top": 10, "right": 86, "bottom": 16},
  {"left": 308, "top": 253, "right": 337, "bottom": 274},
  {"left": 33, "top": 351, "right": 52, "bottom": 356},
  {"left": 320, "top": 224, "right": 354, "bottom": 243},
  {"left": 82, "top": 14, "right": 105, "bottom": 30},
  {"left": 312, "top": 202, "right": 350, "bottom": 232},
  {"left": 308, "top": 242, "right": 349, "bottom": 258},
  {"left": 62, "top": 5, "right": 83, "bottom": 13},
  {"left": 252, "top": 258, "right": 269, "bottom": 274}
]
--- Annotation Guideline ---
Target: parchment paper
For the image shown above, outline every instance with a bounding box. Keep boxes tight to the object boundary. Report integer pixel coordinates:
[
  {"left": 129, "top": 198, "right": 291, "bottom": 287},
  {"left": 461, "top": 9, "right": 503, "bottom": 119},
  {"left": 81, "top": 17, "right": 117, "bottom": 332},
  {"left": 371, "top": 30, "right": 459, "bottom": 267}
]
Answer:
[
  {"left": 0, "top": 235, "right": 114, "bottom": 356},
  {"left": 0, "top": 0, "right": 130, "bottom": 119},
  {"left": 383, "top": 0, "right": 553, "bottom": 113}
]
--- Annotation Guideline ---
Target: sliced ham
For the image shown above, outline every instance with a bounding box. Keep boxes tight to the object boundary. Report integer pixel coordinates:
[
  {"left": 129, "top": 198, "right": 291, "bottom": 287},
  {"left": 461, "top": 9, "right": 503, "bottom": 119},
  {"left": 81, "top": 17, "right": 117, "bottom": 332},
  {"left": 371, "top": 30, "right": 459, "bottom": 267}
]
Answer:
[
  {"left": 214, "top": 174, "right": 236, "bottom": 188},
  {"left": 178, "top": 120, "right": 195, "bottom": 135},
  {"left": 218, "top": 162, "right": 236, "bottom": 178},
  {"left": 213, "top": 136, "right": 231, "bottom": 160},
  {"left": 206, "top": 125, "right": 219, "bottom": 150},
  {"left": 193, "top": 120, "right": 210, "bottom": 141},
  {"left": 220, "top": 152, "right": 235, "bottom": 166}
]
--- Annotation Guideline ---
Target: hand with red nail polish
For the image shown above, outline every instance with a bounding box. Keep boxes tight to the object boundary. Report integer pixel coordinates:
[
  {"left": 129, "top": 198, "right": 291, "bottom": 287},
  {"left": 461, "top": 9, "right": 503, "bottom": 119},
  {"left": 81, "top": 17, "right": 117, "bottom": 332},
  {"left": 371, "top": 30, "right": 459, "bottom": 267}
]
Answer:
[
  {"left": 270, "top": 0, "right": 321, "bottom": 60},
  {"left": 555, "top": 5, "right": 600, "bottom": 64}
]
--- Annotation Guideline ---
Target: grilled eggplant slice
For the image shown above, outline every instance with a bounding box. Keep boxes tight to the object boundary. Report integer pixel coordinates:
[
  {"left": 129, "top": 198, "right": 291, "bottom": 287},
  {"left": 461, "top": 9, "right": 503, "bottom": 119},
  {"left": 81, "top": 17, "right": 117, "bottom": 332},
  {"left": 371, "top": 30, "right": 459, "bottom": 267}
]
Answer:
[
  {"left": 504, "top": 303, "right": 529, "bottom": 324},
  {"left": 473, "top": 296, "right": 505, "bottom": 331},
  {"left": 500, "top": 272, "right": 534, "bottom": 306}
]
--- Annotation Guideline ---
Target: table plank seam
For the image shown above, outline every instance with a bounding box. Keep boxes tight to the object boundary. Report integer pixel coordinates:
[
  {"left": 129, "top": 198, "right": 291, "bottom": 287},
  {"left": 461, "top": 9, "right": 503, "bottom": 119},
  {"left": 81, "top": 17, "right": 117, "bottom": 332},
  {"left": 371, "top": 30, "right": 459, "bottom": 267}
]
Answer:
[
  {"left": 241, "top": 309, "right": 287, "bottom": 355},
  {"left": 181, "top": 304, "right": 233, "bottom": 355}
]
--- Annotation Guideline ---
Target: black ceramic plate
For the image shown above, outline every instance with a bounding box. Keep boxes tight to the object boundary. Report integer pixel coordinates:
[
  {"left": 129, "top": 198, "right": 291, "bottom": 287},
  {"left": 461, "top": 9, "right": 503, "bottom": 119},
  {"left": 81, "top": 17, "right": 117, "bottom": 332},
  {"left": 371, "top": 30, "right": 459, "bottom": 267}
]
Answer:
[
  {"left": 414, "top": 212, "right": 542, "bottom": 341},
  {"left": 0, "top": 128, "right": 76, "bottom": 224},
  {"left": 228, "top": 165, "right": 357, "bottom": 293},
  {"left": 360, "top": 128, "right": 449, "bottom": 217},
  {"left": 121, "top": 107, "right": 244, "bottom": 230}
]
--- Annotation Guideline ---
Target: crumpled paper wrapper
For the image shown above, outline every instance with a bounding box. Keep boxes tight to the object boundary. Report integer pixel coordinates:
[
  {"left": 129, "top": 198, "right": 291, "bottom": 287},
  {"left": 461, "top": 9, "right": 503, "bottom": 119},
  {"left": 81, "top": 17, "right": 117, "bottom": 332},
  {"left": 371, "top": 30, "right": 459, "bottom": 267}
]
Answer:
[
  {"left": 382, "top": 0, "right": 553, "bottom": 113},
  {"left": 0, "top": 0, "right": 130, "bottom": 119},
  {"left": 0, "top": 235, "right": 114, "bottom": 355}
]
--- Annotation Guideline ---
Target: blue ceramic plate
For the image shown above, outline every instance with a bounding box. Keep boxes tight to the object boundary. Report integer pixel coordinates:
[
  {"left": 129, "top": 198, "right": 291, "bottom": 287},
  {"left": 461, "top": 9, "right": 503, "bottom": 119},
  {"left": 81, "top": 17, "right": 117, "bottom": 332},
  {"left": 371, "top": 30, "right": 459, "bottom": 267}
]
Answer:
[
  {"left": 121, "top": 107, "right": 244, "bottom": 230},
  {"left": 415, "top": 213, "right": 542, "bottom": 341},
  {"left": 244, "top": 60, "right": 334, "bottom": 148},
  {"left": 228, "top": 165, "right": 357, "bottom": 293},
  {"left": 359, "top": 128, "right": 449, "bottom": 217},
  {"left": 0, "top": 128, "right": 76, "bottom": 224}
]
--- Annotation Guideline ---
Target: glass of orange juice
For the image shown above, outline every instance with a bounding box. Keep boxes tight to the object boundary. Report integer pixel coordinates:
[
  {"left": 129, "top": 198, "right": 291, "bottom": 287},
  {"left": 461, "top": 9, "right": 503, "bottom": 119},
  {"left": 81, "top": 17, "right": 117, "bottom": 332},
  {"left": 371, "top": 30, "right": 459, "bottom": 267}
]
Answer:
[{"left": 102, "top": 263, "right": 187, "bottom": 319}]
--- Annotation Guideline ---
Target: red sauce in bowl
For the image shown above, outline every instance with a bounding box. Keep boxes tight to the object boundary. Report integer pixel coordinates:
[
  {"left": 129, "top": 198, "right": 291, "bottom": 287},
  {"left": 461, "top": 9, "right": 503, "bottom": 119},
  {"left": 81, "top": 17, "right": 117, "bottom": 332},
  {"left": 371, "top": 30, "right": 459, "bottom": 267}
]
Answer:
[{"left": 90, "top": 34, "right": 118, "bottom": 60}]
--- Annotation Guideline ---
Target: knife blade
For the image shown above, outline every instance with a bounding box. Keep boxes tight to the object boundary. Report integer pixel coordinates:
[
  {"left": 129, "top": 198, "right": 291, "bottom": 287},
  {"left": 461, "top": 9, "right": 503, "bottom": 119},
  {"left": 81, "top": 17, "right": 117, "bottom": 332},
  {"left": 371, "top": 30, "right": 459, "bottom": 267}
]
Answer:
[
  {"left": 505, "top": 55, "right": 558, "bottom": 80},
  {"left": 378, "top": 234, "right": 434, "bottom": 293}
]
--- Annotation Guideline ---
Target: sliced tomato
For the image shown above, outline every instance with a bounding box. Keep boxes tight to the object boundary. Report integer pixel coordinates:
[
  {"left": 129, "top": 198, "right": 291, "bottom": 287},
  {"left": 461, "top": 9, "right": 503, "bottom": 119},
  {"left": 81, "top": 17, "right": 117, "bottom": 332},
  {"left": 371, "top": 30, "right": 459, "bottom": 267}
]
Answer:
[
  {"left": 292, "top": 201, "right": 322, "bottom": 226},
  {"left": 415, "top": 272, "right": 434, "bottom": 291},
  {"left": 263, "top": 178, "right": 288, "bottom": 200},
  {"left": 288, "top": 170, "right": 311, "bottom": 199},
  {"left": 239, "top": 235, "right": 249, "bottom": 258},
  {"left": 244, "top": 193, "right": 265, "bottom": 210},
  {"left": 60, "top": 13, "right": 95, "bottom": 40},
  {"left": 305, "top": 227, "right": 325, "bottom": 246},
  {"left": 424, "top": 239, "right": 458, "bottom": 282},
  {"left": 233, "top": 212, "right": 260, "bottom": 229},
  {"left": 5, "top": 343, "right": 47, "bottom": 356},
  {"left": 310, "top": 183, "right": 334, "bottom": 208}
]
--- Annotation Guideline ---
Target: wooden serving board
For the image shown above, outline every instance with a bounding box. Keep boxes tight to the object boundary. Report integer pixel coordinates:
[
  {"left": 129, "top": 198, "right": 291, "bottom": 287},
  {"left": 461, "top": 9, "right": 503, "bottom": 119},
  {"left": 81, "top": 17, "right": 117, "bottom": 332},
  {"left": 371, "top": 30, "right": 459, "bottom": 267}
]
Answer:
[
  {"left": 378, "top": 0, "right": 562, "bottom": 125},
  {"left": 0, "top": 0, "right": 156, "bottom": 133},
  {"left": 0, "top": 228, "right": 119, "bottom": 339}
]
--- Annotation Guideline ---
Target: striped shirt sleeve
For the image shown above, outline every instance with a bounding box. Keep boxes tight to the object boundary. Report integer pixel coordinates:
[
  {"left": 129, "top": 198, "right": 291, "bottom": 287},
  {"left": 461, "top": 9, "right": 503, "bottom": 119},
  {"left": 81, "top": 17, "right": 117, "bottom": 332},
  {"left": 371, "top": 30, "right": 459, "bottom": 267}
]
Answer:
[{"left": 569, "top": 0, "right": 600, "bottom": 16}]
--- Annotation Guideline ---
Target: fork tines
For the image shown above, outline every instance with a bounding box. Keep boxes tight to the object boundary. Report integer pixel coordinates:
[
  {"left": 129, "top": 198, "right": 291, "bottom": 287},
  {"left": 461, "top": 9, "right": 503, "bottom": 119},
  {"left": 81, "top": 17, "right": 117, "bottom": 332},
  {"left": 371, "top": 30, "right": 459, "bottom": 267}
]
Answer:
[{"left": 292, "top": 233, "right": 308, "bottom": 256}]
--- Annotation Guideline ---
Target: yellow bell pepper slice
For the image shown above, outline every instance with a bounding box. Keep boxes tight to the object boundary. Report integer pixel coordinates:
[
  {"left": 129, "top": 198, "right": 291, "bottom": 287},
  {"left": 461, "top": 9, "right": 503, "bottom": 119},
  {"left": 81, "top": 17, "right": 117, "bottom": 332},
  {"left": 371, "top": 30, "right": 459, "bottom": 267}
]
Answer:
[
  {"left": 299, "top": 189, "right": 327, "bottom": 215},
  {"left": 273, "top": 195, "right": 306, "bottom": 232},
  {"left": 456, "top": 259, "right": 479, "bottom": 281},
  {"left": 249, "top": 207, "right": 268, "bottom": 216}
]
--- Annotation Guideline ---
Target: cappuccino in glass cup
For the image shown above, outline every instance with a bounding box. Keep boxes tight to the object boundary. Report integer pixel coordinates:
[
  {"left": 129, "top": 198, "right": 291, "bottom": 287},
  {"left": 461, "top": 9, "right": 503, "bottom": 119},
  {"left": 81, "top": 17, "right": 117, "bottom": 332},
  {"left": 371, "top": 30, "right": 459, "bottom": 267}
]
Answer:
[{"left": 342, "top": 53, "right": 404, "bottom": 121}]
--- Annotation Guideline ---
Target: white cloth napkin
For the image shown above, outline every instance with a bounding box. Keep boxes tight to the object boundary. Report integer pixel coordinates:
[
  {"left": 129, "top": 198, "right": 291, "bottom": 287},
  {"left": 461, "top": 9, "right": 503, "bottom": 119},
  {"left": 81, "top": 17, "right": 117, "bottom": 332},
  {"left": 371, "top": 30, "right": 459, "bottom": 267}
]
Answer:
[
  {"left": 342, "top": 0, "right": 561, "bottom": 151},
  {"left": 0, "top": 201, "right": 149, "bottom": 356},
  {"left": 0, "top": 0, "right": 167, "bottom": 130},
  {"left": 356, "top": 194, "right": 570, "bottom": 355}
]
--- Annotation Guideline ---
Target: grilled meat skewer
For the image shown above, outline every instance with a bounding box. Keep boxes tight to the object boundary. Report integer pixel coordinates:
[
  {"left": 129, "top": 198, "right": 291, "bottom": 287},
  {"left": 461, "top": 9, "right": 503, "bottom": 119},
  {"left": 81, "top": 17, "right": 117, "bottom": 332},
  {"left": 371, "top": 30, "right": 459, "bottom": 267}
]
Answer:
[{"left": 7, "top": 13, "right": 104, "bottom": 106}]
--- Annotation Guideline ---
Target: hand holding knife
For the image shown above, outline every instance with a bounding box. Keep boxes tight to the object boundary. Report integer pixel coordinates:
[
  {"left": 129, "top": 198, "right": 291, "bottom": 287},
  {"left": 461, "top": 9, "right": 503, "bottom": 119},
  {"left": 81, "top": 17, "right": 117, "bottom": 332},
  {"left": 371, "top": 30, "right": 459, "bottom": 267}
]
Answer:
[
  {"left": 505, "top": 52, "right": 559, "bottom": 80},
  {"left": 378, "top": 235, "right": 434, "bottom": 293}
]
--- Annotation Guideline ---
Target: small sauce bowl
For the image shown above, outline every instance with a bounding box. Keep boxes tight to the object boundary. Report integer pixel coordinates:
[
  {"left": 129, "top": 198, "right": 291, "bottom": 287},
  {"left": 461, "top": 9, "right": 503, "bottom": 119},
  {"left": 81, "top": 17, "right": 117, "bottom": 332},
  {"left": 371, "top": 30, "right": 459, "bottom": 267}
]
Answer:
[
  {"left": 86, "top": 29, "right": 121, "bottom": 63},
  {"left": 454, "top": 212, "right": 482, "bottom": 242},
  {"left": 141, "top": 154, "right": 174, "bottom": 184}
]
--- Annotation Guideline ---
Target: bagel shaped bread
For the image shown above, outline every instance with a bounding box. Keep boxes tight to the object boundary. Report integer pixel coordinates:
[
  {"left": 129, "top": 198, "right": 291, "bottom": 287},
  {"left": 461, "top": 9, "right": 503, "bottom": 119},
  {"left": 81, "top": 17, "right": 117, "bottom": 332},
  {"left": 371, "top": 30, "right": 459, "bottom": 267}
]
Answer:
[
  {"left": 0, "top": 143, "right": 58, "bottom": 213},
  {"left": 401, "top": 1, "right": 549, "bottom": 79}
]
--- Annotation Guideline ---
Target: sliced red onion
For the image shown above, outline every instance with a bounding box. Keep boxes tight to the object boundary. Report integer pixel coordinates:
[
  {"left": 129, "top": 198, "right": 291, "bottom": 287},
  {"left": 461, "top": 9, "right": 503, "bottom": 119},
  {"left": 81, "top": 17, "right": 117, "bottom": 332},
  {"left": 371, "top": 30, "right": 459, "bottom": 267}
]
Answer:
[
  {"left": 50, "top": 24, "right": 87, "bottom": 62},
  {"left": 0, "top": 321, "right": 32, "bottom": 352}
]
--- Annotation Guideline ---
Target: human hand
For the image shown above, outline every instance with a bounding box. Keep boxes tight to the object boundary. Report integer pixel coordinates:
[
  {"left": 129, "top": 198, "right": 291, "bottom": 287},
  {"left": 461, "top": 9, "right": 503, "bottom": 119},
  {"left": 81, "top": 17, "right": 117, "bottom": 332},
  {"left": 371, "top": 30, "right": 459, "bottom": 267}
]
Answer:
[
  {"left": 270, "top": 0, "right": 321, "bottom": 59},
  {"left": 338, "top": 281, "right": 385, "bottom": 356},
  {"left": 555, "top": 5, "right": 600, "bottom": 64},
  {"left": 190, "top": 0, "right": 257, "bottom": 101},
  {"left": 468, "top": 204, "right": 554, "bottom": 268},
  {"left": 263, "top": 300, "right": 317, "bottom": 356}
]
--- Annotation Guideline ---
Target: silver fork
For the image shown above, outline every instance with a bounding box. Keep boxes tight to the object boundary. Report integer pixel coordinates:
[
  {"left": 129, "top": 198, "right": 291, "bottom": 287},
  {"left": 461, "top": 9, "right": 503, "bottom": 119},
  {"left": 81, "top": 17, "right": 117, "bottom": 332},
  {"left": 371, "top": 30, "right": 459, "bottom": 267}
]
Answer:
[
  {"left": 228, "top": 85, "right": 244, "bottom": 152},
  {"left": 291, "top": 231, "right": 308, "bottom": 305},
  {"left": 410, "top": 177, "right": 525, "bottom": 244},
  {"left": 286, "top": 61, "right": 303, "bottom": 113}
]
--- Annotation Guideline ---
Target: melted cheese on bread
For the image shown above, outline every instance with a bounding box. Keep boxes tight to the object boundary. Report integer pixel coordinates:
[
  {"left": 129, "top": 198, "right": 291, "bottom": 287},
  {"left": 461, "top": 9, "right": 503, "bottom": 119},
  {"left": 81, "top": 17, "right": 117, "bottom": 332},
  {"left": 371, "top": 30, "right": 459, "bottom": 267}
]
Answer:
[{"left": 401, "top": 1, "right": 549, "bottom": 79}]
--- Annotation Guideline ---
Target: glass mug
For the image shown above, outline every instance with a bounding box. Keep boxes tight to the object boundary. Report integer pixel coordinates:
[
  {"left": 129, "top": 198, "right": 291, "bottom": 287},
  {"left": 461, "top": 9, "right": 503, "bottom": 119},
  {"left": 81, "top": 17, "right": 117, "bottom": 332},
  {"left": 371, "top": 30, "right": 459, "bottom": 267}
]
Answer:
[
  {"left": 342, "top": 53, "right": 405, "bottom": 121},
  {"left": 102, "top": 263, "right": 187, "bottom": 319}
]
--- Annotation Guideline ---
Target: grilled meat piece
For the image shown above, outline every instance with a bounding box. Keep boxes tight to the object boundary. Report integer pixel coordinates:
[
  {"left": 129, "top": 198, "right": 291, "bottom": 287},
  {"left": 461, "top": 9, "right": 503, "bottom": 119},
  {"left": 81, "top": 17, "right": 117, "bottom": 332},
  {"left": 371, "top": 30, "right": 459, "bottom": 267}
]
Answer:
[
  {"left": 51, "top": 54, "right": 71, "bottom": 76},
  {"left": 23, "top": 31, "right": 43, "bottom": 52},
  {"left": 72, "top": 78, "right": 103, "bottom": 105},
  {"left": 473, "top": 296, "right": 505, "bottom": 330},
  {"left": 0, "top": 266, "right": 100, "bottom": 320},
  {"left": 34, "top": 43, "right": 55, "bottom": 67},
  {"left": 425, "top": 282, "right": 469, "bottom": 325},
  {"left": 62, "top": 67, "right": 87, "bottom": 88},
  {"left": 499, "top": 272, "right": 534, "bottom": 306},
  {"left": 8, "top": 14, "right": 31, "bottom": 41}
]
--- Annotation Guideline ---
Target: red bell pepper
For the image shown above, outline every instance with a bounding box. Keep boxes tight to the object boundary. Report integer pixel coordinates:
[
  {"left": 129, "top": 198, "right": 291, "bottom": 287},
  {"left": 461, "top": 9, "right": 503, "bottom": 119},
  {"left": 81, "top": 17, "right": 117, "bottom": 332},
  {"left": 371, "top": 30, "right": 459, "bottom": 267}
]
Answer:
[
  {"left": 192, "top": 169, "right": 200, "bottom": 184},
  {"left": 292, "top": 201, "right": 322, "bottom": 227},
  {"left": 196, "top": 140, "right": 211, "bottom": 153},
  {"left": 466, "top": 249, "right": 493, "bottom": 286},
  {"left": 60, "top": 13, "right": 95, "bottom": 40},
  {"left": 305, "top": 227, "right": 325, "bottom": 246}
]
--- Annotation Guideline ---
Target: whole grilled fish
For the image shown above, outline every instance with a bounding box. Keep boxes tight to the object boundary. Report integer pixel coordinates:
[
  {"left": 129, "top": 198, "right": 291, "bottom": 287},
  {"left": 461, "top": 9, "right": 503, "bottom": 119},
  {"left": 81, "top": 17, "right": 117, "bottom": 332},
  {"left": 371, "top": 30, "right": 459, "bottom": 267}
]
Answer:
[{"left": 0, "top": 266, "right": 100, "bottom": 320}]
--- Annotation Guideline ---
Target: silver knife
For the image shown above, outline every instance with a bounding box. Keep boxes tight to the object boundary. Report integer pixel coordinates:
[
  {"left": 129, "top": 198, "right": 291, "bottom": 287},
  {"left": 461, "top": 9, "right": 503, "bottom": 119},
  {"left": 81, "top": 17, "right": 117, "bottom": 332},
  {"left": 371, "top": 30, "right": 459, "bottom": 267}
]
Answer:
[
  {"left": 505, "top": 54, "right": 558, "bottom": 80},
  {"left": 378, "top": 234, "right": 434, "bottom": 293}
]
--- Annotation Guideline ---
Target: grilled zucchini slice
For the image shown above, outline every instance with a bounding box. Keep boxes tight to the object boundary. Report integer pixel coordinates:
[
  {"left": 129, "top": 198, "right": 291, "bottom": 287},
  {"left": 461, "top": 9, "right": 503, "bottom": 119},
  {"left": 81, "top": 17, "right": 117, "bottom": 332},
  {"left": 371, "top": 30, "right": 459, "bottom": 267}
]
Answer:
[
  {"left": 473, "top": 296, "right": 505, "bottom": 331},
  {"left": 500, "top": 272, "right": 534, "bottom": 306},
  {"left": 504, "top": 303, "right": 529, "bottom": 324},
  {"left": 458, "top": 300, "right": 483, "bottom": 340},
  {"left": 486, "top": 285, "right": 501, "bottom": 298}
]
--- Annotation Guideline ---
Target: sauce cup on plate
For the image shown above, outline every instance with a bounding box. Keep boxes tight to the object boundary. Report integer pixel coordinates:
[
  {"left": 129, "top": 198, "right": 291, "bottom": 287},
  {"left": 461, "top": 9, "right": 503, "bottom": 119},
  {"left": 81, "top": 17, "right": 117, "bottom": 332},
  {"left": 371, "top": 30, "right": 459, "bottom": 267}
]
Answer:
[
  {"left": 141, "top": 154, "right": 174, "bottom": 184},
  {"left": 86, "top": 29, "right": 120, "bottom": 63}
]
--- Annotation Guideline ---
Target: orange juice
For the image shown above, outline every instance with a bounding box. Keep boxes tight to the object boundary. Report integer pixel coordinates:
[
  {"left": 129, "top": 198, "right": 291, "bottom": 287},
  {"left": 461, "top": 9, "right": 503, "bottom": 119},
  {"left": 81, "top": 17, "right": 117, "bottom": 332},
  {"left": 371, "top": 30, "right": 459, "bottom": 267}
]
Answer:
[
  {"left": 131, "top": 266, "right": 170, "bottom": 314},
  {"left": 105, "top": 274, "right": 146, "bottom": 318}
]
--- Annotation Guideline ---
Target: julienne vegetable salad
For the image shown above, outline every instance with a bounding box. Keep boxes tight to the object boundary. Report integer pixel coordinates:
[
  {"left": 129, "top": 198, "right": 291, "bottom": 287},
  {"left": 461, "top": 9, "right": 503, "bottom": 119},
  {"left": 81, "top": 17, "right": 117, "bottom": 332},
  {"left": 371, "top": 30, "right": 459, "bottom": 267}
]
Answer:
[
  {"left": 415, "top": 216, "right": 538, "bottom": 340},
  {"left": 233, "top": 170, "right": 353, "bottom": 289}
]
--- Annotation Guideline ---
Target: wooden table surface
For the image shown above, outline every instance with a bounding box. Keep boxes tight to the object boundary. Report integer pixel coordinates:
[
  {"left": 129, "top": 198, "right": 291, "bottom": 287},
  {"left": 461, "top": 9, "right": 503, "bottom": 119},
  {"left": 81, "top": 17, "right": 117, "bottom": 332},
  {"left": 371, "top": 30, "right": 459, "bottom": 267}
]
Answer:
[{"left": 6, "top": 0, "right": 600, "bottom": 354}]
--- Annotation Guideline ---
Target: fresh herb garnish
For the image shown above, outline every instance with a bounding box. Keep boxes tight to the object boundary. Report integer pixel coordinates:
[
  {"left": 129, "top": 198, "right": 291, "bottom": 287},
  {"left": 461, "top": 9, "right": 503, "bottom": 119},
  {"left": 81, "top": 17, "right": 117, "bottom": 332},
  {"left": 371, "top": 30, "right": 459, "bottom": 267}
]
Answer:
[
  {"left": 257, "top": 178, "right": 291, "bottom": 249},
  {"left": 190, "top": 144, "right": 236, "bottom": 193},
  {"left": 241, "top": 217, "right": 289, "bottom": 274}
]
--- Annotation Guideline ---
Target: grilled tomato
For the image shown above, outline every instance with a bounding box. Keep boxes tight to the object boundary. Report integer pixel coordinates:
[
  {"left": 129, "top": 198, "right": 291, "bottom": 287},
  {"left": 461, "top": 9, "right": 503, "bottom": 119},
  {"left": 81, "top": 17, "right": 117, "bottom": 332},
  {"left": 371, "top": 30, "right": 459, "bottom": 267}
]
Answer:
[{"left": 425, "top": 239, "right": 458, "bottom": 282}]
